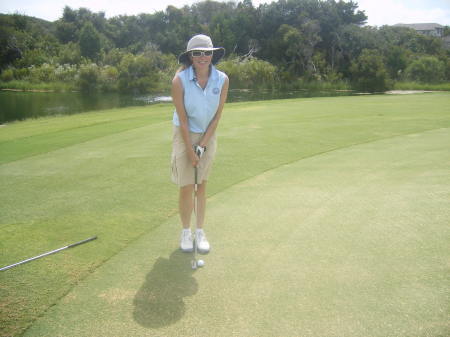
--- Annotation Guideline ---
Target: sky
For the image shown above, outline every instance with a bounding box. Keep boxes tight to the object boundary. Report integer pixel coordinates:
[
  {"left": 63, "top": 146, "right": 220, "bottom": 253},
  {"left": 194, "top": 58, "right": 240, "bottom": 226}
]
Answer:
[{"left": 0, "top": 0, "right": 449, "bottom": 26}]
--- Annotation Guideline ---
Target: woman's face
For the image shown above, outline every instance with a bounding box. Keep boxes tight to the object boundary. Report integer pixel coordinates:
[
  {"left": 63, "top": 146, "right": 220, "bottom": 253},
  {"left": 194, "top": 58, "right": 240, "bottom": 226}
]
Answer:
[{"left": 189, "top": 50, "right": 213, "bottom": 71}]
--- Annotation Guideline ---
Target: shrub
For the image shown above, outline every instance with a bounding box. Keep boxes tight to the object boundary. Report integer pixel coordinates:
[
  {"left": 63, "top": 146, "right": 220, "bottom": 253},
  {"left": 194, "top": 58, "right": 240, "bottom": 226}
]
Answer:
[
  {"left": 99, "top": 65, "right": 119, "bottom": 92},
  {"left": 445, "top": 57, "right": 450, "bottom": 81},
  {"left": 13, "top": 67, "right": 30, "bottom": 80},
  {"left": 103, "top": 48, "right": 127, "bottom": 67},
  {"left": 14, "top": 49, "right": 47, "bottom": 68},
  {"left": 29, "top": 63, "right": 57, "bottom": 83},
  {"left": 78, "top": 63, "right": 100, "bottom": 93},
  {"left": 405, "top": 56, "right": 445, "bottom": 83},
  {"left": 58, "top": 42, "right": 82, "bottom": 65},
  {"left": 0, "top": 68, "right": 14, "bottom": 81},
  {"left": 350, "top": 49, "right": 390, "bottom": 92},
  {"left": 217, "top": 57, "right": 278, "bottom": 89},
  {"left": 54, "top": 64, "right": 78, "bottom": 82},
  {"left": 118, "top": 53, "right": 159, "bottom": 93}
]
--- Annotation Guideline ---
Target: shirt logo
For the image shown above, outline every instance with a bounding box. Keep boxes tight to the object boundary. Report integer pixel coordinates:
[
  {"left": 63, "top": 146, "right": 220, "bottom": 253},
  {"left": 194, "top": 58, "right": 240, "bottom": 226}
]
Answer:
[{"left": 213, "top": 88, "right": 220, "bottom": 95}]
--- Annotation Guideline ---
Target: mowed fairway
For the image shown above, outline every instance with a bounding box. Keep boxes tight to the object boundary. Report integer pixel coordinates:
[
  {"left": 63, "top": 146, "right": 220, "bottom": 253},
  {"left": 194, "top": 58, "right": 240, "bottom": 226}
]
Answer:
[{"left": 1, "top": 93, "right": 450, "bottom": 337}]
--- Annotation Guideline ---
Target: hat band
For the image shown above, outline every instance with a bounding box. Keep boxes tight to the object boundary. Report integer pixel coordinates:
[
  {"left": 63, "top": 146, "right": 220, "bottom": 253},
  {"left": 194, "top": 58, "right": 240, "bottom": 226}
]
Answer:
[{"left": 187, "top": 47, "right": 221, "bottom": 52}]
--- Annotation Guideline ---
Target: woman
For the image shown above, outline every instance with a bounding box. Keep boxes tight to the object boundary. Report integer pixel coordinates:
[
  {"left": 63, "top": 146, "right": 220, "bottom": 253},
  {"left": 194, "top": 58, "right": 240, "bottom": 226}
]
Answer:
[{"left": 171, "top": 34, "right": 229, "bottom": 254}]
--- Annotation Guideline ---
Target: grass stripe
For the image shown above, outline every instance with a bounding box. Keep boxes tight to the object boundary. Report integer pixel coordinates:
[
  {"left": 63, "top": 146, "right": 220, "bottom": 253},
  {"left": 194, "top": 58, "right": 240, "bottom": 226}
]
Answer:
[{"left": 0, "top": 107, "right": 169, "bottom": 164}]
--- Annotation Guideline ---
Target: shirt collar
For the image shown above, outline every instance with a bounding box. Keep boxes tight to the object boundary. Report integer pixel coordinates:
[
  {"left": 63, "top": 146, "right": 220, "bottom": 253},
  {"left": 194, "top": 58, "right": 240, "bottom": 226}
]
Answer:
[{"left": 188, "top": 65, "right": 218, "bottom": 82}]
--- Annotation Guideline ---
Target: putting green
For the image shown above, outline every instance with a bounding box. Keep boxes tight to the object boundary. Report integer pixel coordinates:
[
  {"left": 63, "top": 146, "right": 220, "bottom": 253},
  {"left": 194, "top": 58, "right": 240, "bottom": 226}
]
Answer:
[{"left": 24, "top": 127, "right": 450, "bottom": 337}]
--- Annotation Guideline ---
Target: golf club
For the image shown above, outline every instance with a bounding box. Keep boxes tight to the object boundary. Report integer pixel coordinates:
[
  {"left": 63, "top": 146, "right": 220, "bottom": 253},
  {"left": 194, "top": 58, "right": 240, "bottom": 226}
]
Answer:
[
  {"left": 191, "top": 165, "right": 204, "bottom": 269},
  {"left": 0, "top": 236, "right": 97, "bottom": 272}
]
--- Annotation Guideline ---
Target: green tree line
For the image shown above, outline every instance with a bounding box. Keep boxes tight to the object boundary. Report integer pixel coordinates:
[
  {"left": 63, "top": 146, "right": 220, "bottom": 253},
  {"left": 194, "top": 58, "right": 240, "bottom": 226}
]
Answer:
[{"left": 1, "top": 0, "right": 449, "bottom": 93}]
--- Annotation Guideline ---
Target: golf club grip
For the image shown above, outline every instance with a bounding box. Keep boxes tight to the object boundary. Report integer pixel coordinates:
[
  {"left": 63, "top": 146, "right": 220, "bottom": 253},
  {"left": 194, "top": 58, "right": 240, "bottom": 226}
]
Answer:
[
  {"left": 194, "top": 166, "right": 198, "bottom": 185},
  {"left": 68, "top": 236, "right": 98, "bottom": 248}
]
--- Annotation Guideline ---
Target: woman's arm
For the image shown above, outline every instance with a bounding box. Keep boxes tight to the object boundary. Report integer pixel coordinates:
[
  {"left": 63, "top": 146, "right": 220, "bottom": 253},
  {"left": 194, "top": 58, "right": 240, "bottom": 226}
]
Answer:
[
  {"left": 199, "top": 76, "right": 229, "bottom": 148},
  {"left": 171, "top": 75, "right": 199, "bottom": 167}
]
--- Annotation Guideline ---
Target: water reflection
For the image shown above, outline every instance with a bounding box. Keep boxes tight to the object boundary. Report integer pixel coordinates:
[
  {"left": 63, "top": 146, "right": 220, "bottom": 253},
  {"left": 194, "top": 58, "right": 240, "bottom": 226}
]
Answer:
[
  {"left": 227, "top": 88, "right": 354, "bottom": 102},
  {"left": 0, "top": 88, "right": 354, "bottom": 124}
]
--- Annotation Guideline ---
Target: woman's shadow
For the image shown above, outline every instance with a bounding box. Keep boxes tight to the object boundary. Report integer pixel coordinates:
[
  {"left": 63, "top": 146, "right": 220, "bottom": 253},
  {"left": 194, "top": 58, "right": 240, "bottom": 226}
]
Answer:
[{"left": 133, "top": 249, "right": 198, "bottom": 328}]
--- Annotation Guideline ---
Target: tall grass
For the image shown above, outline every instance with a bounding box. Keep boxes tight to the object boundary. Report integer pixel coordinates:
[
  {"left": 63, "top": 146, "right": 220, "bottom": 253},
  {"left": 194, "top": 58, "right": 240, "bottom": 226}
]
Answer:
[
  {"left": 288, "top": 78, "right": 351, "bottom": 91},
  {"left": 0, "top": 80, "right": 73, "bottom": 92},
  {"left": 394, "top": 81, "right": 450, "bottom": 91}
]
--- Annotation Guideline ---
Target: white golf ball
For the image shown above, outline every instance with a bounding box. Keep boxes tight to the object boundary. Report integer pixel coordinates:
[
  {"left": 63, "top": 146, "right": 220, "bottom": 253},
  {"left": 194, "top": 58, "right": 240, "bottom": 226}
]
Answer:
[{"left": 197, "top": 259, "right": 205, "bottom": 267}]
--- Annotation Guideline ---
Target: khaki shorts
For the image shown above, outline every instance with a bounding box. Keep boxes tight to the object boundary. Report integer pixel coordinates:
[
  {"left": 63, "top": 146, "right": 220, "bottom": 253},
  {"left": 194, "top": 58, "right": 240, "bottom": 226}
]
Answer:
[{"left": 171, "top": 126, "right": 217, "bottom": 187}]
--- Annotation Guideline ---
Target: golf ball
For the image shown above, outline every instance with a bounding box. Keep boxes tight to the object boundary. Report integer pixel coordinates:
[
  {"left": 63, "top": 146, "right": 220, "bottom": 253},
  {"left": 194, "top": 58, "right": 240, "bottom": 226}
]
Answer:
[{"left": 197, "top": 259, "right": 205, "bottom": 267}]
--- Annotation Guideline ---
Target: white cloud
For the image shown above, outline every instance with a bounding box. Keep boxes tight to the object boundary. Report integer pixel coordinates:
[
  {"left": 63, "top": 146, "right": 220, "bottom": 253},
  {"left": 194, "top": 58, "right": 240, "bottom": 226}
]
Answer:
[
  {"left": 1, "top": 0, "right": 449, "bottom": 25},
  {"left": 355, "top": 0, "right": 450, "bottom": 26}
]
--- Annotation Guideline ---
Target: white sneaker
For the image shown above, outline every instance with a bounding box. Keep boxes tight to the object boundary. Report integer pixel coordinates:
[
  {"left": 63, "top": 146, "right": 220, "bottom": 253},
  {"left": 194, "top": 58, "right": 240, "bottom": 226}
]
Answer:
[
  {"left": 196, "top": 229, "right": 210, "bottom": 254},
  {"left": 180, "top": 229, "right": 193, "bottom": 252}
]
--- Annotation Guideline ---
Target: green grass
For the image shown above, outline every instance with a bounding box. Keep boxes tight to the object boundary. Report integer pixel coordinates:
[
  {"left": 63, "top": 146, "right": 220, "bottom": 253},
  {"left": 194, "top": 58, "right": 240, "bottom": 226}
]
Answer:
[{"left": 1, "top": 93, "right": 450, "bottom": 337}]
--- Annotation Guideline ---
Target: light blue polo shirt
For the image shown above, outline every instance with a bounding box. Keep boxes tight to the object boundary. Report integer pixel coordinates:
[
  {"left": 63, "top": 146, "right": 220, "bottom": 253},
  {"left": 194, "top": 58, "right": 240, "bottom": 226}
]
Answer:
[{"left": 173, "top": 65, "right": 227, "bottom": 133}]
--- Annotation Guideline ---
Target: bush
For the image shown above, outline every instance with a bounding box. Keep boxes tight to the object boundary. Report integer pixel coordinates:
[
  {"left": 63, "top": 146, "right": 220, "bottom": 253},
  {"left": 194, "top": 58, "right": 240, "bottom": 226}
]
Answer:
[
  {"left": 217, "top": 57, "right": 278, "bottom": 89},
  {"left": 58, "top": 42, "right": 82, "bottom": 65},
  {"left": 77, "top": 63, "right": 100, "bottom": 93},
  {"left": 445, "top": 57, "right": 450, "bottom": 81},
  {"left": 13, "top": 67, "right": 30, "bottom": 80},
  {"left": 350, "top": 49, "right": 390, "bottom": 92},
  {"left": 0, "top": 68, "right": 14, "bottom": 82},
  {"left": 118, "top": 53, "right": 159, "bottom": 93},
  {"left": 405, "top": 56, "right": 445, "bottom": 83},
  {"left": 14, "top": 49, "right": 48, "bottom": 68},
  {"left": 99, "top": 65, "right": 119, "bottom": 91},
  {"left": 29, "top": 63, "right": 57, "bottom": 83},
  {"left": 385, "top": 46, "right": 408, "bottom": 79},
  {"left": 103, "top": 48, "right": 127, "bottom": 67},
  {"left": 54, "top": 64, "right": 78, "bottom": 82}
]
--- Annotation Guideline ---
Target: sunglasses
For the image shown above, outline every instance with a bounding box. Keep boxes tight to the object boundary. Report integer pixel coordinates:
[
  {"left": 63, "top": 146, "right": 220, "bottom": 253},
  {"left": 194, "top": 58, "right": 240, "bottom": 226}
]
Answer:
[{"left": 190, "top": 50, "right": 213, "bottom": 57}]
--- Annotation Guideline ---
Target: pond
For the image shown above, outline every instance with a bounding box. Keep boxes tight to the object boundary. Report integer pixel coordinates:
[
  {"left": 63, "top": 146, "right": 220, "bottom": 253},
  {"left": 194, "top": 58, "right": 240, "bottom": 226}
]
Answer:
[{"left": 0, "top": 88, "right": 355, "bottom": 124}]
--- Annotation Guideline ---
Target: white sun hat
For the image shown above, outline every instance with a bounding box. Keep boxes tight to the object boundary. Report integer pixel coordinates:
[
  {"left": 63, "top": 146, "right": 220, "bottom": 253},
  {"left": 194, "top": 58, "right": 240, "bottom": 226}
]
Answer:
[{"left": 178, "top": 34, "right": 225, "bottom": 65}]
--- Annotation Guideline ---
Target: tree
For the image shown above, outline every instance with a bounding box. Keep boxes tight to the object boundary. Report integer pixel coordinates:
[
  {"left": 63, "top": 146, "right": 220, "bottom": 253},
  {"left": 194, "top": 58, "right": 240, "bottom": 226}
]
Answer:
[
  {"left": 299, "top": 20, "right": 321, "bottom": 75},
  {"left": 56, "top": 21, "right": 78, "bottom": 43},
  {"left": 317, "top": 0, "right": 367, "bottom": 71},
  {"left": 350, "top": 49, "right": 389, "bottom": 92},
  {"left": 405, "top": 56, "right": 445, "bottom": 83},
  {"left": 335, "top": 25, "right": 381, "bottom": 77},
  {"left": 385, "top": 46, "right": 408, "bottom": 79},
  {"left": 277, "top": 24, "right": 303, "bottom": 74},
  {"left": 79, "top": 22, "right": 101, "bottom": 60}
]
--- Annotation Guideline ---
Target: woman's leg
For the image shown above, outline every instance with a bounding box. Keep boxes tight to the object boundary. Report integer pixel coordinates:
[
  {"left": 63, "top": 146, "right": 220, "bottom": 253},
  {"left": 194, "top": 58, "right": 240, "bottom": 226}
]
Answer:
[
  {"left": 196, "top": 181, "right": 207, "bottom": 229},
  {"left": 195, "top": 181, "right": 210, "bottom": 253},
  {"left": 179, "top": 184, "right": 194, "bottom": 229},
  {"left": 179, "top": 181, "right": 207, "bottom": 229}
]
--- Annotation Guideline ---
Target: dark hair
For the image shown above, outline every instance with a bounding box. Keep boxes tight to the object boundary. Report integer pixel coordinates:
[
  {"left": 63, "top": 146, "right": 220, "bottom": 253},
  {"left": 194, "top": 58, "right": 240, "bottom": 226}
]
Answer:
[{"left": 176, "top": 55, "right": 193, "bottom": 74}]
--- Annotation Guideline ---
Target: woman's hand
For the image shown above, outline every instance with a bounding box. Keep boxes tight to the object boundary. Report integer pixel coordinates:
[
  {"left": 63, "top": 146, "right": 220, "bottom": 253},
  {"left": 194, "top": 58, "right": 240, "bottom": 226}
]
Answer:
[{"left": 188, "top": 148, "right": 200, "bottom": 167}]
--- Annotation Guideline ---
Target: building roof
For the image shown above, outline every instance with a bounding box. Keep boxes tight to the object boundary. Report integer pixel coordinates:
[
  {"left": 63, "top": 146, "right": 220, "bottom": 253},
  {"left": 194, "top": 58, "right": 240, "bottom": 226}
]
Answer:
[{"left": 394, "top": 23, "right": 443, "bottom": 30}]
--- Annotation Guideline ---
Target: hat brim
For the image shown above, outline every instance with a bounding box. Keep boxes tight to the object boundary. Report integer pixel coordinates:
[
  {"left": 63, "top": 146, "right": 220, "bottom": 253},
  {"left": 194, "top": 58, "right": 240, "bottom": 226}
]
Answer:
[{"left": 178, "top": 47, "right": 225, "bottom": 65}]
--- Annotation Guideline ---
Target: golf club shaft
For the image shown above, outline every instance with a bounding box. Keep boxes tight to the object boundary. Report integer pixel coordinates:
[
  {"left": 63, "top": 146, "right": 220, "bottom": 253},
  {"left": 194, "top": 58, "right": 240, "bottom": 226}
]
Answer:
[
  {"left": 194, "top": 166, "right": 198, "bottom": 261},
  {"left": 0, "top": 236, "right": 97, "bottom": 272}
]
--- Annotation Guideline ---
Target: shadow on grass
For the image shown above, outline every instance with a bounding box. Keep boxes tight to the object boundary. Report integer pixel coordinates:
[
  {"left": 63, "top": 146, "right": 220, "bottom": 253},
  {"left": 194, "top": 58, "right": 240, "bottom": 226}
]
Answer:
[{"left": 133, "top": 249, "right": 198, "bottom": 328}]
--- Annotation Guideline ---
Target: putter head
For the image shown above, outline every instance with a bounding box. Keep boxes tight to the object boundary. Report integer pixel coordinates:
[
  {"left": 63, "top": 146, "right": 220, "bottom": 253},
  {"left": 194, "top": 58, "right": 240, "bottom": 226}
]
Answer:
[{"left": 191, "top": 260, "right": 197, "bottom": 270}]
